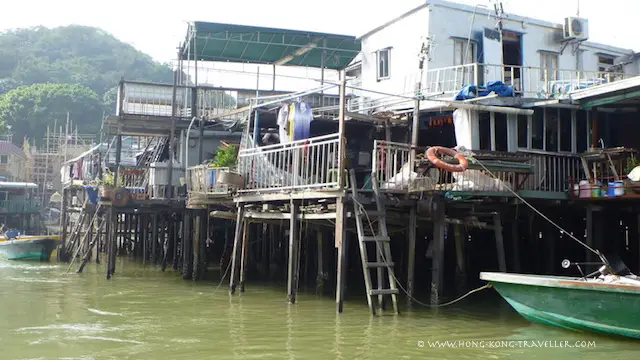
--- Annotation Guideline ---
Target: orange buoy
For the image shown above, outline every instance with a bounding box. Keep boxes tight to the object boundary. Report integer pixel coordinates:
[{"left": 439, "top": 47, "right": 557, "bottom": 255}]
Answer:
[{"left": 425, "top": 146, "right": 469, "bottom": 173}]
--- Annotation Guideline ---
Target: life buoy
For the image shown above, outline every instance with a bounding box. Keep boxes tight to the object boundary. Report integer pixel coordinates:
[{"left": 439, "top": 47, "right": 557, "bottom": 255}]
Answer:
[{"left": 426, "top": 146, "right": 469, "bottom": 173}]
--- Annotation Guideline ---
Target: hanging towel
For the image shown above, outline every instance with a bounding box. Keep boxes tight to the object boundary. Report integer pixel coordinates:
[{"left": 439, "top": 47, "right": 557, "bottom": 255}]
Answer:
[
  {"left": 292, "top": 101, "right": 313, "bottom": 141},
  {"left": 453, "top": 109, "right": 473, "bottom": 149},
  {"left": 287, "top": 103, "right": 296, "bottom": 142},
  {"left": 277, "top": 105, "right": 290, "bottom": 144}
]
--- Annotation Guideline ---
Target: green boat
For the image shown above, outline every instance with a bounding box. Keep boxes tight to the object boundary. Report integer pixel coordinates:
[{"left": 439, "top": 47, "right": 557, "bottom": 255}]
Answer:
[
  {"left": 480, "top": 269, "right": 640, "bottom": 339},
  {"left": 0, "top": 236, "right": 60, "bottom": 261}
]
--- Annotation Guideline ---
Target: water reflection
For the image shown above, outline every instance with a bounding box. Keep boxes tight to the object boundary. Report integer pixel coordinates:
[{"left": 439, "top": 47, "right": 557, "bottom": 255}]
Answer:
[{"left": 0, "top": 258, "right": 637, "bottom": 360}]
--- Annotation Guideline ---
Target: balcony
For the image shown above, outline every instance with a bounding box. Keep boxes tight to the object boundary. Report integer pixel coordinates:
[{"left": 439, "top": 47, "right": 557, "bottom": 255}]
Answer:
[
  {"left": 400, "top": 63, "right": 633, "bottom": 102},
  {"left": 372, "top": 140, "right": 583, "bottom": 200},
  {"left": 0, "top": 200, "right": 41, "bottom": 214},
  {"left": 236, "top": 133, "right": 342, "bottom": 196},
  {"left": 186, "top": 165, "right": 235, "bottom": 205}
]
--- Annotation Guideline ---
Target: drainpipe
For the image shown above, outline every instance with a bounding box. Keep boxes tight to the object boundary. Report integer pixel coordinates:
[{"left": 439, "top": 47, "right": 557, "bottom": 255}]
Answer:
[{"left": 185, "top": 116, "right": 198, "bottom": 177}]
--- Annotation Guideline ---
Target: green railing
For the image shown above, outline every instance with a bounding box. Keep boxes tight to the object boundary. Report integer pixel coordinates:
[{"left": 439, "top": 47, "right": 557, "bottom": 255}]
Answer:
[{"left": 0, "top": 200, "right": 41, "bottom": 213}]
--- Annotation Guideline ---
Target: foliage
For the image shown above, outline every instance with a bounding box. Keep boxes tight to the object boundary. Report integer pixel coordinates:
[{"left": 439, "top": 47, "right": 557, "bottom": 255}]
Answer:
[
  {"left": 101, "top": 169, "right": 114, "bottom": 186},
  {"left": 625, "top": 154, "right": 640, "bottom": 174},
  {"left": 208, "top": 144, "right": 237, "bottom": 168},
  {"left": 0, "top": 83, "right": 104, "bottom": 142},
  {"left": 0, "top": 25, "right": 175, "bottom": 142}
]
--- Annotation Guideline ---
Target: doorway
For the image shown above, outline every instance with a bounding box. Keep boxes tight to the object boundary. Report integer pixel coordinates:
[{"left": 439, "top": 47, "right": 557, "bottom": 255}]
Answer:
[{"left": 502, "top": 30, "right": 522, "bottom": 93}]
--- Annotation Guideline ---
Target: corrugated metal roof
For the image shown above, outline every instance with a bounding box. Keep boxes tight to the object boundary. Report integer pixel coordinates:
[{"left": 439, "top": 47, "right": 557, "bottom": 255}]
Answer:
[
  {"left": 183, "top": 22, "right": 361, "bottom": 70},
  {"left": 0, "top": 141, "right": 25, "bottom": 158}
]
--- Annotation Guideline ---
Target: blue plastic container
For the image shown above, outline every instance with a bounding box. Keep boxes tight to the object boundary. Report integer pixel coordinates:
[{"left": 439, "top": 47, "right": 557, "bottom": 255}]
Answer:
[
  {"left": 83, "top": 186, "right": 99, "bottom": 204},
  {"left": 207, "top": 169, "right": 217, "bottom": 186}
]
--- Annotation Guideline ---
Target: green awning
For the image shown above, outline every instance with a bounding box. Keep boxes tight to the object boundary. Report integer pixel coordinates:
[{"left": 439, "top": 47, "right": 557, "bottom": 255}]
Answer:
[{"left": 182, "top": 22, "right": 361, "bottom": 70}]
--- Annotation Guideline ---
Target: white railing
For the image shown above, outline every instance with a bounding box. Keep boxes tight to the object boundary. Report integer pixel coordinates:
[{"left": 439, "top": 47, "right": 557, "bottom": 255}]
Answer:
[
  {"left": 402, "top": 63, "right": 633, "bottom": 100},
  {"left": 187, "top": 165, "right": 231, "bottom": 196},
  {"left": 237, "top": 133, "right": 342, "bottom": 193},
  {"left": 371, "top": 140, "right": 415, "bottom": 192},
  {"left": 518, "top": 150, "right": 582, "bottom": 193}
]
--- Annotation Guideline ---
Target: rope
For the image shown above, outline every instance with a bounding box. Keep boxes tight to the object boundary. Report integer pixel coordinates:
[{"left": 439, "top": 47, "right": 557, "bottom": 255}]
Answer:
[
  {"left": 352, "top": 197, "right": 491, "bottom": 308},
  {"left": 470, "top": 156, "right": 599, "bottom": 256}
]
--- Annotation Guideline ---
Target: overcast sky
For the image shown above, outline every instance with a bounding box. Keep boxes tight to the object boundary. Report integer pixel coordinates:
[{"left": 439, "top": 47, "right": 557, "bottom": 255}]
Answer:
[{"left": 1, "top": 0, "right": 638, "bottom": 64}]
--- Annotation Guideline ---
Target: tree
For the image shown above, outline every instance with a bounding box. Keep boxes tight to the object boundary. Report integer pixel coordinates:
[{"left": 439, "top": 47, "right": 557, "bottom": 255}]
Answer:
[{"left": 0, "top": 83, "right": 104, "bottom": 144}]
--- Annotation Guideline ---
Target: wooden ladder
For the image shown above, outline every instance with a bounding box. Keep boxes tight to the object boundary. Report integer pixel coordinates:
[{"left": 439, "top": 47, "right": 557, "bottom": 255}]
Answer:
[
  {"left": 349, "top": 170, "right": 399, "bottom": 315},
  {"left": 67, "top": 203, "right": 104, "bottom": 272}
]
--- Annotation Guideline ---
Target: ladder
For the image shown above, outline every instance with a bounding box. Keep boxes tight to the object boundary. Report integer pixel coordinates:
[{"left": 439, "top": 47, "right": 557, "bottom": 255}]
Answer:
[
  {"left": 66, "top": 203, "right": 104, "bottom": 272},
  {"left": 142, "top": 136, "right": 169, "bottom": 188},
  {"left": 349, "top": 170, "right": 399, "bottom": 315}
]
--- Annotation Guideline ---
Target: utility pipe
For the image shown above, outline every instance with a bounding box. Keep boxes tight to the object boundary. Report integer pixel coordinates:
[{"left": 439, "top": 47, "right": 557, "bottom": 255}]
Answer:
[{"left": 185, "top": 116, "right": 199, "bottom": 176}]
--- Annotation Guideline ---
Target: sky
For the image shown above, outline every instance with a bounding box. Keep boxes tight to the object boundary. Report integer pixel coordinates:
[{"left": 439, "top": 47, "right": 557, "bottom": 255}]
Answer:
[{"left": 1, "top": 0, "right": 639, "bottom": 65}]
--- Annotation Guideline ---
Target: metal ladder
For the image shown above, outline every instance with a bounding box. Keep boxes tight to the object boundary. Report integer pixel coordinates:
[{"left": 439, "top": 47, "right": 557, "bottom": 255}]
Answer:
[{"left": 349, "top": 170, "right": 399, "bottom": 315}]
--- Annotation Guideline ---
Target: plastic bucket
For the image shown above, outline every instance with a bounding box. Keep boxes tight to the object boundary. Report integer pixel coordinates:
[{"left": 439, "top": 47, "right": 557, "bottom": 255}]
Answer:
[
  {"left": 607, "top": 182, "right": 616, "bottom": 197},
  {"left": 614, "top": 181, "right": 625, "bottom": 196},
  {"left": 207, "top": 169, "right": 217, "bottom": 186},
  {"left": 579, "top": 181, "right": 591, "bottom": 198}
]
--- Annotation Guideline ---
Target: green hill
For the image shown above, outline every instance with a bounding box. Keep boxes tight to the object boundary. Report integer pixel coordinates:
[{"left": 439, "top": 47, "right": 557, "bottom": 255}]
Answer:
[{"left": 0, "top": 25, "right": 175, "bottom": 144}]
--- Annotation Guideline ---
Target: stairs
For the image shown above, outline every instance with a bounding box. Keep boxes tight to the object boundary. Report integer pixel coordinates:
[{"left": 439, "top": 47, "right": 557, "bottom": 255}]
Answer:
[{"left": 349, "top": 170, "right": 399, "bottom": 315}]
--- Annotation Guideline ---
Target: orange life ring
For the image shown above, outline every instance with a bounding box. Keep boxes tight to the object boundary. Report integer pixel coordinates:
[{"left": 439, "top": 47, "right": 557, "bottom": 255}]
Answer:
[{"left": 426, "top": 146, "right": 469, "bottom": 173}]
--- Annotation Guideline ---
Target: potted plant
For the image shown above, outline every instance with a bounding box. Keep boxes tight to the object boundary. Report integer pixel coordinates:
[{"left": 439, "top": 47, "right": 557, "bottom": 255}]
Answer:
[
  {"left": 99, "top": 170, "right": 115, "bottom": 200},
  {"left": 208, "top": 144, "right": 244, "bottom": 189}
]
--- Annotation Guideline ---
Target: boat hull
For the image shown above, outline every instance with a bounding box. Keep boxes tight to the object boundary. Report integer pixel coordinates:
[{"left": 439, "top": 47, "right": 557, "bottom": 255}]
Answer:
[
  {"left": 480, "top": 272, "right": 640, "bottom": 339},
  {"left": 0, "top": 237, "right": 60, "bottom": 261}
]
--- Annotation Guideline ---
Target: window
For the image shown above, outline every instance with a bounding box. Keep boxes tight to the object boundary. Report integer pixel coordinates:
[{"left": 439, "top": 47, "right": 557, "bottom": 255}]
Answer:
[
  {"left": 576, "top": 110, "right": 589, "bottom": 152},
  {"left": 0, "top": 155, "right": 7, "bottom": 164},
  {"left": 494, "top": 113, "right": 508, "bottom": 151},
  {"left": 517, "top": 115, "right": 528, "bottom": 148},
  {"left": 532, "top": 109, "right": 544, "bottom": 150},
  {"left": 597, "top": 54, "right": 615, "bottom": 72},
  {"left": 376, "top": 48, "right": 390, "bottom": 80},
  {"left": 559, "top": 109, "right": 572, "bottom": 152},
  {"left": 453, "top": 38, "right": 475, "bottom": 66},
  {"left": 540, "top": 51, "right": 559, "bottom": 81},
  {"left": 479, "top": 112, "right": 491, "bottom": 150}
]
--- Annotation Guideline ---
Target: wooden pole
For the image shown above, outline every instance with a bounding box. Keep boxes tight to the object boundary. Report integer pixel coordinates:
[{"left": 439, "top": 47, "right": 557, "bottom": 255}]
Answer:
[
  {"left": 511, "top": 219, "right": 521, "bottom": 272},
  {"left": 453, "top": 224, "right": 466, "bottom": 294},
  {"left": 494, "top": 212, "right": 507, "bottom": 272},
  {"left": 316, "top": 230, "right": 324, "bottom": 295},
  {"left": 430, "top": 198, "right": 445, "bottom": 306},
  {"left": 229, "top": 204, "right": 245, "bottom": 295},
  {"left": 151, "top": 213, "right": 158, "bottom": 264},
  {"left": 287, "top": 200, "right": 299, "bottom": 304},
  {"left": 406, "top": 205, "right": 417, "bottom": 307},
  {"left": 239, "top": 220, "right": 250, "bottom": 292},
  {"left": 335, "top": 198, "right": 348, "bottom": 313}
]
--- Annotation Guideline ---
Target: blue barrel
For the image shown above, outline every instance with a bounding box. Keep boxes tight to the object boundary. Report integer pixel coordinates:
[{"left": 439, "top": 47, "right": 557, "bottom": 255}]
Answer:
[{"left": 207, "top": 169, "right": 217, "bottom": 186}]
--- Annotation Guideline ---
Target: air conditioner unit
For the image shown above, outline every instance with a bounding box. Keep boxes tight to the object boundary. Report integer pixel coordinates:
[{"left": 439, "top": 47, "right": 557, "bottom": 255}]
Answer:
[{"left": 563, "top": 17, "right": 589, "bottom": 41}]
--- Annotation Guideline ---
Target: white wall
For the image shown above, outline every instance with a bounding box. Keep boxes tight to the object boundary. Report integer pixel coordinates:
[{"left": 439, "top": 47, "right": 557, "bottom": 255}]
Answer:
[
  {"left": 360, "top": 7, "right": 429, "bottom": 102},
  {"left": 358, "top": 0, "right": 634, "bottom": 101}
]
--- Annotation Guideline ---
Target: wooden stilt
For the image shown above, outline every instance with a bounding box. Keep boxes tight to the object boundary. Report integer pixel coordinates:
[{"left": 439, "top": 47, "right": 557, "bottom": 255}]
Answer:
[
  {"left": 287, "top": 200, "right": 299, "bottom": 304},
  {"left": 229, "top": 204, "right": 245, "bottom": 295},
  {"left": 316, "top": 230, "right": 324, "bottom": 295},
  {"left": 239, "top": 220, "right": 250, "bottom": 292},
  {"left": 453, "top": 224, "right": 466, "bottom": 294},
  {"left": 430, "top": 198, "right": 445, "bottom": 306},
  {"left": 192, "top": 213, "right": 201, "bottom": 280},
  {"left": 335, "top": 198, "right": 348, "bottom": 313},
  {"left": 406, "top": 205, "right": 417, "bottom": 307},
  {"left": 511, "top": 219, "right": 521, "bottom": 272},
  {"left": 493, "top": 212, "right": 506, "bottom": 272},
  {"left": 586, "top": 205, "right": 594, "bottom": 263},
  {"left": 182, "top": 210, "right": 193, "bottom": 280},
  {"left": 151, "top": 213, "right": 158, "bottom": 264},
  {"left": 106, "top": 209, "right": 116, "bottom": 279}
]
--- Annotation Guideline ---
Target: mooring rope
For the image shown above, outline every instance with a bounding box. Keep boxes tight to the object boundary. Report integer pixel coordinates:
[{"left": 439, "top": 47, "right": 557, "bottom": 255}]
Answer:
[{"left": 470, "top": 156, "right": 600, "bottom": 256}]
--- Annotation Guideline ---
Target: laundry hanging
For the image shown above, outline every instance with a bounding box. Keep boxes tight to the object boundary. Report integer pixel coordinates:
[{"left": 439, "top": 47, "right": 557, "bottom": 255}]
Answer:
[{"left": 277, "top": 104, "right": 290, "bottom": 144}]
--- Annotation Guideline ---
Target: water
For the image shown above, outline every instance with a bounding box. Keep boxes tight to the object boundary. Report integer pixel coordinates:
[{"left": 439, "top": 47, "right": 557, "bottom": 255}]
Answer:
[{"left": 0, "top": 257, "right": 637, "bottom": 360}]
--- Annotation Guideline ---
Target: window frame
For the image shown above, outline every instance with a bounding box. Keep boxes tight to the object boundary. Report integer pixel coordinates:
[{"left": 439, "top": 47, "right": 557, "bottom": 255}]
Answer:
[
  {"left": 0, "top": 155, "right": 7, "bottom": 165},
  {"left": 539, "top": 50, "right": 559, "bottom": 81},
  {"left": 376, "top": 47, "right": 391, "bottom": 81},
  {"left": 597, "top": 54, "right": 616, "bottom": 73},
  {"left": 452, "top": 38, "right": 476, "bottom": 66}
]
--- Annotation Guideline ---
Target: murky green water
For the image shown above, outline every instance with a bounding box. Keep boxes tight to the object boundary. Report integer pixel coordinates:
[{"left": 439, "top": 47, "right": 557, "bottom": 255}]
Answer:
[{"left": 0, "top": 257, "right": 637, "bottom": 360}]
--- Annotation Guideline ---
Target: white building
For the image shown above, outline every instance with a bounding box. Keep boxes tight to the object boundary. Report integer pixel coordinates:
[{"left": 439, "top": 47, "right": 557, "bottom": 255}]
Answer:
[
  {"left": 356, "top": 0, "right": 637, "bottom": 104},
  {"left": 348, "top": 0, "right": 639, "bottom": 156}
]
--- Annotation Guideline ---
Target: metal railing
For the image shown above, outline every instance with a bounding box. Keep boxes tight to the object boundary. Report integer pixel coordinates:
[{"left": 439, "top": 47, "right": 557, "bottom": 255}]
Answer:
[
  {"left": 372, "top": 140, "right": 415, "bottom": 192},
  {"left": 237, "top": 133, "right": 341, "bottom": 193},
  {"left": 187, "top": 165, "right": 231, "bottom": 196},
  {"left": 518, "top": 150, "right": 582, "bottom": 193},
  {"left": 403, "top": 63, "right": 633, "bottom": 100},
  {"left": 117, "top": 80, "right": 345, "bottom": 120},
  {"left": 0, "top": 200, "right": 41, "bottom": 213}
]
